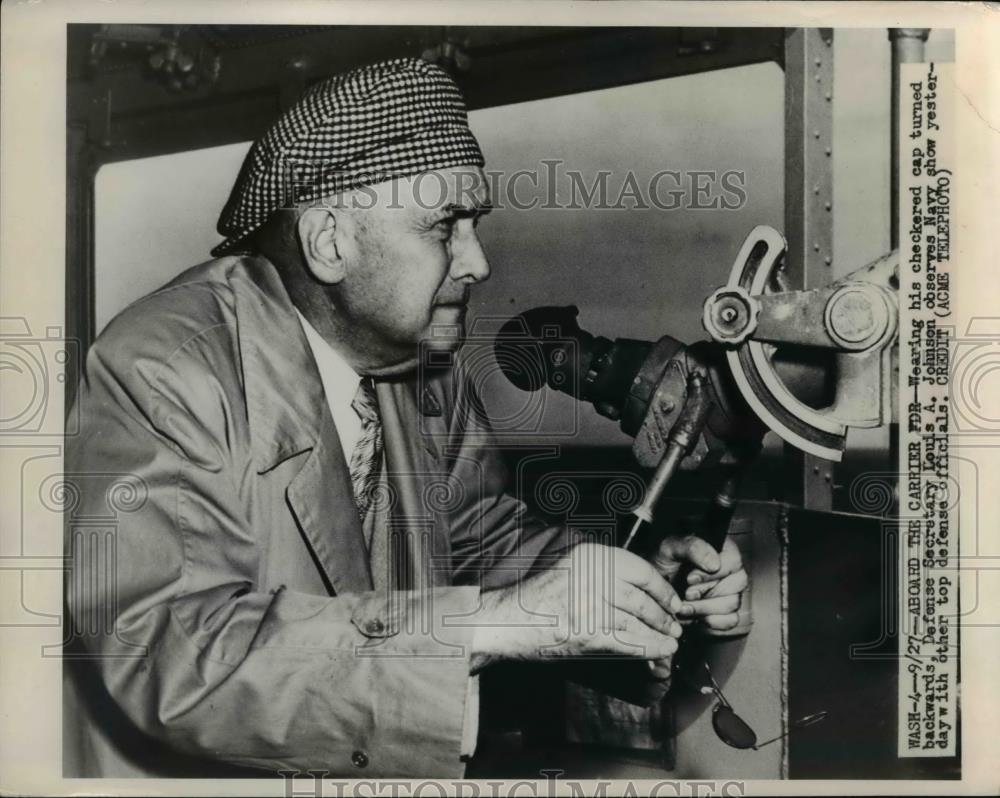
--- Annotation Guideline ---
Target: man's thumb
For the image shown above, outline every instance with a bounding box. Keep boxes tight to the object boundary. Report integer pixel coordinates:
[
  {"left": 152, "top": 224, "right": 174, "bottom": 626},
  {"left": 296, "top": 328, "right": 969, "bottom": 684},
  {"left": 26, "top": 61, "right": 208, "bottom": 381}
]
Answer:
[{"left": 684, "top": 536, "right": 721, "bottom": 576}]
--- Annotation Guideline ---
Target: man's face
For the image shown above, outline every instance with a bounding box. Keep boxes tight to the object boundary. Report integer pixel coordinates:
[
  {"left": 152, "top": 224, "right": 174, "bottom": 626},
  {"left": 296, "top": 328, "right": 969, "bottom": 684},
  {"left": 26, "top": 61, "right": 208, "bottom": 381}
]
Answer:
[{"left": 335, "top": 165, "right": 492, "bottom": 363}]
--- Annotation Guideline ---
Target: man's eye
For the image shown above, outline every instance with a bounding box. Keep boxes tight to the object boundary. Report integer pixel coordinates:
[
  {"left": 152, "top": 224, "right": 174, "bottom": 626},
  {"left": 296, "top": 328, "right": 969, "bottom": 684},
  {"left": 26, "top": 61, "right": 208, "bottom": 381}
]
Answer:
[{"left": 433, "top": 218, "right": 456, "bottom": 236}]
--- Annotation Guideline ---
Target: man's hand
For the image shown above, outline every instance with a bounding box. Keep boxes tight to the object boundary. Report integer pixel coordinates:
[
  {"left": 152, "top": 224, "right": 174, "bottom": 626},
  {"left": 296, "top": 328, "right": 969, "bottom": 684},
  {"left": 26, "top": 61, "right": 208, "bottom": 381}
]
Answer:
[
  {"left": 471, "top": 543, "right": 683, "bottom": 672},
  {"left": 651, "top": 535, "right": 748, "bottom": 632}
]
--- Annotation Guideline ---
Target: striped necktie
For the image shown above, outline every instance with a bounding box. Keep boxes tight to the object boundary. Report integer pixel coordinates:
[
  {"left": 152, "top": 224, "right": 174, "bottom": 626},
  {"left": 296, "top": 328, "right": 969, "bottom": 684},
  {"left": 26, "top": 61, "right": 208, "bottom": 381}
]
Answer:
[{"left": 349, "top": 378, "right": 383, "bottom": 520}]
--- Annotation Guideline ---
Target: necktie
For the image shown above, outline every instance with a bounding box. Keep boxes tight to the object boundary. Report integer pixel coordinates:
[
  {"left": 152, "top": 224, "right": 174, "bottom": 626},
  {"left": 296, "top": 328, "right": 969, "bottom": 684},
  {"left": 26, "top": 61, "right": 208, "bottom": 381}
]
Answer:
[{"left": 349, "top": 378, "right": 383, "bottom": 521}]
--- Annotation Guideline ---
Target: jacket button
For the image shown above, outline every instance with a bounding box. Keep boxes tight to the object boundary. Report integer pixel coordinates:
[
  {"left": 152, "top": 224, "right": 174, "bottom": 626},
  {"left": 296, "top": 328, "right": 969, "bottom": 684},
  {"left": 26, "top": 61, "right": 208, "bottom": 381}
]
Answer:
[
  {"left": 351, "top": 749, "right": 369, "bottom": 768},
  {"left": 364, "top": 618, "right": 384, "bottom": 635}
]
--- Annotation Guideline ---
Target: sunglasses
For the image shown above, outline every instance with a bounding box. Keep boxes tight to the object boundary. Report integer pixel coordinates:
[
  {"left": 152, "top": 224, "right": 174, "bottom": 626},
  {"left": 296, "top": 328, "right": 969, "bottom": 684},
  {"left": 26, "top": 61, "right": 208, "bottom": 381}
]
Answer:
[{"left": 687, "top": 658, "right": 828, "bottom": 750}]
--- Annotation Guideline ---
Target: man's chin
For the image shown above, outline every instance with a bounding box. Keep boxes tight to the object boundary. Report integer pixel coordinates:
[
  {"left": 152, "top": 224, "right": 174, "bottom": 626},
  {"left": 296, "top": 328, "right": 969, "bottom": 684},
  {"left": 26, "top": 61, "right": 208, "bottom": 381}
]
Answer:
[{"left": 365, "top": 313, "right": 466, "bottom": 379}]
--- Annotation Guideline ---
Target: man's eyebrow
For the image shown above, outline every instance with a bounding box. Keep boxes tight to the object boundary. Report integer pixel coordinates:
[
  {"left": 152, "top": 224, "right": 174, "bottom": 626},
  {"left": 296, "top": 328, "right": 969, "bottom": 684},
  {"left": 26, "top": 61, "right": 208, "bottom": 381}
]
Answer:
[{"left": 440, "top": 201, "right": 493, "bottom": 218}]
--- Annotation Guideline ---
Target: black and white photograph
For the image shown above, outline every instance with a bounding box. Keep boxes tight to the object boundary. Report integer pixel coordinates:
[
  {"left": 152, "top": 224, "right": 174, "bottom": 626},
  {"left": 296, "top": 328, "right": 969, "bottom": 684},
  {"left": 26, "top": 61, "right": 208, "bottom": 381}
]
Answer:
[{"left": 0, "top": 2, "right": 997, "bottom": 796}]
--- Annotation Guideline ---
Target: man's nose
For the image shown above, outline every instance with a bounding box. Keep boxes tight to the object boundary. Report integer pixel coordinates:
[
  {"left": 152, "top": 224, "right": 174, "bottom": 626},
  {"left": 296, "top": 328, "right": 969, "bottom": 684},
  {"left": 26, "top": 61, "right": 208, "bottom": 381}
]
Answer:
[{"left": 450, "top": 229, "right": 491, "bottom": 284}]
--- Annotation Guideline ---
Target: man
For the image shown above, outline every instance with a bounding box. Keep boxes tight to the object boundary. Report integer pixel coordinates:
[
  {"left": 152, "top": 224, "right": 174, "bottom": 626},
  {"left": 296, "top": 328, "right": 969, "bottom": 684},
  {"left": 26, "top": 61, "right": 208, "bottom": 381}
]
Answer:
[{"left": 65, "top": 57, "right": 746, "bottom": 778}]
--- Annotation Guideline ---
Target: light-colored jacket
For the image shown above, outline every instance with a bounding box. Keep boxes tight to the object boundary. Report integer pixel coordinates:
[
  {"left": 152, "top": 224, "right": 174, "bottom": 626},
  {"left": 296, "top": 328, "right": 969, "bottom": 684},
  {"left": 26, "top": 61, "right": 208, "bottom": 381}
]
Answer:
[{"left": 63, "top": 255, "right": 568, "bottom": 778}]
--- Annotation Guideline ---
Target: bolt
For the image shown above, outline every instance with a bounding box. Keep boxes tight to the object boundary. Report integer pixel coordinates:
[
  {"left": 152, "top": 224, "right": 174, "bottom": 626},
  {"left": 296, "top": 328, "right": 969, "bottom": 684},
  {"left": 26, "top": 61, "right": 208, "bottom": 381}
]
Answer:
[
  {"left": 721, "top": 306, "right": 738, "bottom": 323},
  {"left": 828, "top": 288, "right": 878, "bottom": 343},
  {"left": 659, "top": 398, "right": 675, "bottom": 414}
]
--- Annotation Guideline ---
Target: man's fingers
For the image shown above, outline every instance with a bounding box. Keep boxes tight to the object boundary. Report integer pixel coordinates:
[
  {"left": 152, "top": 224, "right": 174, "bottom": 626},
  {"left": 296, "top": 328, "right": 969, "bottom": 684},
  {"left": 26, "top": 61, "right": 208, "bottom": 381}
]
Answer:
[
  {"left": 678, "top": 570, "right": 747, "bottom": 618},
  {"left": 701, "top": 613, "right": 741, "bottom": 632},
  {"left": 610, "top": 610, "right": 680, "bottom": 659},
  {"left": 648, "top": 657, "right": 673, "bottom": 680},
  {"left": 682, "top": 593, "right": 740, "bottom": 618},
  {"left": 612, "top": 581, "right": 682, "bottom": 637},
  {"left": 685, "top": 569, "right": 748, "bottom": 602},
  {"left": 688, "top": 539, "right": 741, "bottom": 584},
  {"left": 614, "top": 549, "right": 682, "bottom": 615},
  {"left": 677, "top": 536, "right": 722, "bottom": 577},
  {"left": 685, "top": 576, "right": 721, "bottom": 595}
]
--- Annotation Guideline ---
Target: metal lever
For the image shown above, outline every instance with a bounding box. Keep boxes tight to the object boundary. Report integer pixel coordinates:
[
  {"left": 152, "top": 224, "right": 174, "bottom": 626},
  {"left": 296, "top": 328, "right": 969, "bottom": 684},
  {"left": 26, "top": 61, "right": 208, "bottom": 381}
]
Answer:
[
  {"left": 623, "top": 372, "right": 711, "bottom": 550},
  {"left": 702, "top": 225, "right": 898, "bottom": 461}
]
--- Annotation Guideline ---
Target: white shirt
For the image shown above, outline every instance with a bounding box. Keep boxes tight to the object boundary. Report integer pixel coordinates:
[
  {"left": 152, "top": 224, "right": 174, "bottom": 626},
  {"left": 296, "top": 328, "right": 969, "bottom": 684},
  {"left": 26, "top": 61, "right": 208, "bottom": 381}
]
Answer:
[
  {"left": 296, "top": 310, "right": 363, "bottom": 462},
  {"left": 295, "top": 310, "right": 479, "bottom": 759}
]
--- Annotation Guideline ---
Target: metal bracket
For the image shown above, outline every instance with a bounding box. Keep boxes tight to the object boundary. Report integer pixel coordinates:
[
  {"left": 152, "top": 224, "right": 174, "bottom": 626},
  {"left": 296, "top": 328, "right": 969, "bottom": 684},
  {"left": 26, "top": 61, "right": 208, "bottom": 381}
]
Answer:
[{"left": 703, "top": 226, "right": 898, "bottom": 462}]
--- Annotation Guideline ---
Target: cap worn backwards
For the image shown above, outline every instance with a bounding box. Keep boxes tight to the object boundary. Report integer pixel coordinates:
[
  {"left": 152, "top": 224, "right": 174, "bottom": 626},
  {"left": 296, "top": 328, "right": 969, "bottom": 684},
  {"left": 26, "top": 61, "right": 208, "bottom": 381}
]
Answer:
[{"left": 212, "top": 57, "right": 484, "bottom": 256}]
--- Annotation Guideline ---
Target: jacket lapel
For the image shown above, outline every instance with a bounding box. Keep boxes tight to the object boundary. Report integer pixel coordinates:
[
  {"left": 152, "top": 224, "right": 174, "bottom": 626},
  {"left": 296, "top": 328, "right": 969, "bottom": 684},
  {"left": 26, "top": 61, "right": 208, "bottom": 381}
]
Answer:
[
  {"left": 231, "top": 256, "right": 372, "bottom": 594},
  {"left": 380, "top": 379, "right": 453, "bottom": 590},
  {"left": 286, "top": 409, "right": 373, "bottom": 594}
]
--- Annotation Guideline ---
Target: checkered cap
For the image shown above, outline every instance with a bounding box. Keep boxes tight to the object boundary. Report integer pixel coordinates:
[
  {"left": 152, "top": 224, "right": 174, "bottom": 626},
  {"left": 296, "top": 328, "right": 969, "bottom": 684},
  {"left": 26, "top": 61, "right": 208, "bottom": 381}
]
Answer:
[{"left": 212, "top": 57, "right": 484, "bottom": 256}]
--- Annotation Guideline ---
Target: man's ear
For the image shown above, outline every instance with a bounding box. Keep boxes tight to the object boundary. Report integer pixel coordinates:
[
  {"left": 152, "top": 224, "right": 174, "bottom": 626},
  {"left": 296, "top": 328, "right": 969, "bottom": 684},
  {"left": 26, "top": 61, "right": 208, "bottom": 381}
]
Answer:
[{"left": 297, "top": 207, "right": 346, "bottom": 285}]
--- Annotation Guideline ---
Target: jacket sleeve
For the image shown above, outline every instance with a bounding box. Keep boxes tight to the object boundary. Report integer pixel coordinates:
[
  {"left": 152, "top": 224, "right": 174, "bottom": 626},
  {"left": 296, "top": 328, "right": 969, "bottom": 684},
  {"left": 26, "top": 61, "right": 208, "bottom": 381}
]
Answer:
[
  {"left": 440, "top": 363, "right": 668, "bottom": 708},
  {"left": 66, "top": 335, "right": 480, "bottom": 777}
]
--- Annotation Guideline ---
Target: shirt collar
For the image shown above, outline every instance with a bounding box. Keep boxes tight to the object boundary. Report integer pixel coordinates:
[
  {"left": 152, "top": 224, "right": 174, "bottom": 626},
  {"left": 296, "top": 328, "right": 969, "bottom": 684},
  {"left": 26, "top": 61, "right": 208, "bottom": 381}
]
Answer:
[{"left": 295, "top": 309, "right": 362, "bottom": 412}]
